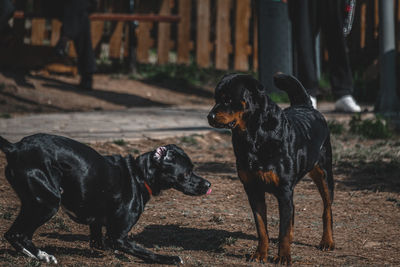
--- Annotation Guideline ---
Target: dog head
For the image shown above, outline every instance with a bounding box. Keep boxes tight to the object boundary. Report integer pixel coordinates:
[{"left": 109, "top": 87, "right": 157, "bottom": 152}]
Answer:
[
  {"left": 137, "top": 144, "right": 211, "bottom": 196},
  {"left": 207, "top": 73, "right": 266, "bottom": 130}
]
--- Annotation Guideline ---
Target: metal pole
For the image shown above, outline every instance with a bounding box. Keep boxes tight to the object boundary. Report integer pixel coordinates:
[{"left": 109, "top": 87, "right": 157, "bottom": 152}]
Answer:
[
  {"left": 377, "top": 0, "right": 400, "bottom": 116},
  {"left": 128, "top": 0, "right": 137, "bottom": 75}
]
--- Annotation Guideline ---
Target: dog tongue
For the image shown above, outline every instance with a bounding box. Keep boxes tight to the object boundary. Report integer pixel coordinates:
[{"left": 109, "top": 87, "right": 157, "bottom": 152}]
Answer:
[{"left": 206, "top": 188, "right": 212, "bottom": 195}]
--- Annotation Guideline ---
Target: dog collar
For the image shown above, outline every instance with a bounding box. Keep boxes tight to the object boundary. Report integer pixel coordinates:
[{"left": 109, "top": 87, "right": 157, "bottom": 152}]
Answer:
[{"left": 143, "top": 181, "right": 152, "bottom": 196}]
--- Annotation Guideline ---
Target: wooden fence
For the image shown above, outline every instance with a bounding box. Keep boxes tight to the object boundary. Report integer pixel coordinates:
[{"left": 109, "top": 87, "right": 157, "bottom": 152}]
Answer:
[{"left": 13, "top": 0, "right": 400, "bottom": 72}]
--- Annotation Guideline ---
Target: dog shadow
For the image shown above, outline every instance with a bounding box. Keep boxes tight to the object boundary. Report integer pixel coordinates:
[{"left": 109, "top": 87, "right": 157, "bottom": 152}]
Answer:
[
  {"left": 132, "top": 224, "right": 255, "bottom": 252},
  {"left": 41, "top": 226, "right": 255, "bottom": 253}
]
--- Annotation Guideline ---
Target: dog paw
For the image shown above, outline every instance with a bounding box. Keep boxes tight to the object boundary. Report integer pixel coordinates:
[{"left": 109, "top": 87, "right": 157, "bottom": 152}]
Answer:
[
  {"left": 318, "top": 240, "right": 335, "bottom": 251},
  {"left": 248, "top": 250, "right": 268, "bottom": 263},
  {"left": 36, "top": 250, "right": 58, "bottom": 264},
  {"left": 159, "top": 255, "right": 183, "bottom": 265},
  {"left": 90, "top": 239, "right": 106, "bottom": 250},
  {"left": 272, "top": 254, "right": 292, "bottom": 265}
]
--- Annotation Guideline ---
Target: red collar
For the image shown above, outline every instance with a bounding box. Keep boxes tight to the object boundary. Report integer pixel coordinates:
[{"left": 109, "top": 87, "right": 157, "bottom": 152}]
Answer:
[{"left": 143, "top": 181, "right": 152, "bottom": 196}]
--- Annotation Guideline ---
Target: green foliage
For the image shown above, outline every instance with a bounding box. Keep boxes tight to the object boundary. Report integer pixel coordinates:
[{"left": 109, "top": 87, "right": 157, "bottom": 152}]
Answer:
[
  {"left": 50, "top": 216, "right": 71, "bottom": 232},
  {"left": 222, "top": 236, "right": 237, "bottom": 246},
  {"left": 386, "top": 197, "right": 400, "bottom": 207},
  {"left": 349, "top": 114, "right": 392, "bottom": 139},
  {"left": 318, "top": 72, "right": 331, "bottom": 90},
  {"left": 268, "top": 92, "right": 289, "bottom": 103},
  {"left": 328, "top": 120, "right": 345, "bottom": 135},
  {"left": 180, "top": 134, "right": 202, "bottom": 145},
  {"left": 2, "top": 211, "right": 12, "bottom": 220},
  {"left": 25, "top": 259, "right": 41, "bottom": 267},
  {"left": 0, "top": 113, "right": 11, "bottom": 119},
  {"left": 113, "top": 139, "right": 127, "bottom": 146},
  {"left": 131, "top": 63, "right": 232, "bottom": 88}
]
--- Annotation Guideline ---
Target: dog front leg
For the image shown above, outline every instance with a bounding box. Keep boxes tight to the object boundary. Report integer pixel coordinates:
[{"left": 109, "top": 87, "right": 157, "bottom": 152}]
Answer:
[
  {"left": 111, "top": 237, "right": 183, "bottom": 265},
  {"left": 244, "top": 185, "right": 269, "bottom": 263},
  {"left": 89, "top": 223, "right": 105, "bottom": 250},
  {"left": 274, "top": 191, "right": 294, "bottom": 265}
]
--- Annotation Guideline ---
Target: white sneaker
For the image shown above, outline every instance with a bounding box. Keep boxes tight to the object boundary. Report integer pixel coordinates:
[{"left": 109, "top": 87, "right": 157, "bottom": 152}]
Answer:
[
  {"left": 310, "top": 96, "right": 317, "bottom": 109},
  {"left": 335, "top": 95, "right": 361, "bottom": 113}
]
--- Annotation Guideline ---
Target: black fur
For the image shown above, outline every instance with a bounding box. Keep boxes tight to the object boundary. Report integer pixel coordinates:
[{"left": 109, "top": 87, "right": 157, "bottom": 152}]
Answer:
[
  {"left": 0, "top": 134, "right": 211, "bottom": 265},
  {"left": 208, "top": 73, "right": 334, "bottom": 264}
]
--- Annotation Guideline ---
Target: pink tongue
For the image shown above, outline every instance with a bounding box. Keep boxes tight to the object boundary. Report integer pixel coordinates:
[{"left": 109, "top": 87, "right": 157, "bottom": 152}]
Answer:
[{"left": 206, "top": 188, "right": 212, "bottom": 195}]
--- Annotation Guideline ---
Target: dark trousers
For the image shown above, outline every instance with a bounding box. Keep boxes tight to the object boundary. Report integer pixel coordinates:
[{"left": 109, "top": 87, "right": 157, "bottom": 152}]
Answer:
[
  {"left": 44, "top": 0, "right": 96, "bottom": 75},
  {"left": 0, "top": 0, "right": 14, "bottom": 32},
  {"left": 290, "top": 0, "right": 353, "bottom": 98}
]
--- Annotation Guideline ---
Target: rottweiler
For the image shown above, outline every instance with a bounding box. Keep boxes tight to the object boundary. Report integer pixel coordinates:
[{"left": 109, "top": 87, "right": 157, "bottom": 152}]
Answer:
[
  {"left": 207, "top": 73, "right": 334, "bottom": 265},
  {"left": 0, "top": 133, "right": 211, "bottom": 265}
]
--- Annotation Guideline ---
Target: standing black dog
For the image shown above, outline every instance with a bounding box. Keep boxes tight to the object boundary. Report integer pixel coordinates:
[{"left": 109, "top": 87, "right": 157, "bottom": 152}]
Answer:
[
  {"left": 0, "top": 133, "right": 211, "bottom": 265},
  {"left": 208, "top": 73, "right": 334, "bottom": 265}
]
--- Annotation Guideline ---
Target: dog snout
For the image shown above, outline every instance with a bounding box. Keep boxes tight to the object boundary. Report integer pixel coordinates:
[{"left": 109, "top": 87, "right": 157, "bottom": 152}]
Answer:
[{"left": 207, "top": 112, "right": 216, "bottom": 124}]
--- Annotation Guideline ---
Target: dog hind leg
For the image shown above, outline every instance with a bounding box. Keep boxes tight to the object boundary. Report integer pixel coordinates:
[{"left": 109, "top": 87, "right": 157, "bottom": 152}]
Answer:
[
  {"left": 4, "top": 168, "right": 60, "bottom": 263},
  {"left": 309, "top": 139, "right": 335, "bottom": 251}
]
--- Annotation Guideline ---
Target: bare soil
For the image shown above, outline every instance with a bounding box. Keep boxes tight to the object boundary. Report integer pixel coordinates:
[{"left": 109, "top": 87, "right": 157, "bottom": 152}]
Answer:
[
  {"left": 0, "top": 131, "right": 399, "bottom": 266},
  {"left": 0, "top": 71, "right": 214, "bottom": 116}
]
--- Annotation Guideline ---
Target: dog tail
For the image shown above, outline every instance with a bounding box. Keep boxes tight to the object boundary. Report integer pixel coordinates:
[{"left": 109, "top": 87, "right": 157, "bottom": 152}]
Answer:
[
  {"left": 0, "top": 136, "right": 14, "bottom": 154},
  {"left": 273, "top": 73, "right": 313, "bottom": 107}
]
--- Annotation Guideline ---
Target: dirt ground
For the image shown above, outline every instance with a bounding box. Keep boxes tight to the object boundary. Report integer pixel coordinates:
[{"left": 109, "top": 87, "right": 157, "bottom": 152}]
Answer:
[
  {"left": 0, "top": 130, "right": 399, "bottom": 267},
  {"left": 0, "top": 71, "right": 214, "bottom": 116},
  {"left": 0, "top": 71, "right": 400, "bottom": 266}
]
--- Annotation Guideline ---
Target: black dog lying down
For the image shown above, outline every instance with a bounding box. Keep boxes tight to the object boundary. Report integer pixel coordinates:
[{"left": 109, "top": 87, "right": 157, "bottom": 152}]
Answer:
[{"left": 0, "top": 134, "right": 211, "bottom": 265}]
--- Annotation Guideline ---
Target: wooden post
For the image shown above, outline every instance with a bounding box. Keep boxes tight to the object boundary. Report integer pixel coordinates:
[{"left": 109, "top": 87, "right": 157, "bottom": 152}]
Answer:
[
  {"left": 215, "top": 0, "right": 232, "bottom": 70},
  {"left": 374, "top": 0, "right": 379, "bottom": 39},
  {"left": 50, "top": 19, "right": 62, "bottom": 46},
  {"left": 196, "top": 0, "right": 211, "bottom": 68},
  {"left": 177, "top": 0, "right": 192, "bottom": 64},
  {"left": 253, "top": 5, "right": 258, "bottom": 71},
  {"left": 31, "top": 18, "right": 46, "bottom": 45},
  {"left": 136, "top": 22, "right": 154, "bottom": 63},
  {"left": 91, "top": 21, "right": 104, "bottom": 50},
  {"left": 109, "top": 22, "right": 124, "bottom": 58},
  {"left": 360, "top": 3, "right": 367, "bottom": 49},
  {"left": 234, "top": 0, "right": 251, "bottom": 71},
  {"left": 158, "top": 0, "right": 174, "bottom": 64}
]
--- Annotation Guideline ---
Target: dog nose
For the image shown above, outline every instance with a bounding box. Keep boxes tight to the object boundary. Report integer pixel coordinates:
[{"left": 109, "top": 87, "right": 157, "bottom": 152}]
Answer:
[
  {"left": 207, "top": 113, "right": 216, "bottom": 123},
  {"left": 204, "top": 181, "right": 211, "bottom": 188}
]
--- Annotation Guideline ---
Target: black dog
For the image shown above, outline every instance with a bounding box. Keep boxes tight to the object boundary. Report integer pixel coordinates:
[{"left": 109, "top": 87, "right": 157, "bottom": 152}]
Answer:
[
  {"left": 208, "top": 73, "right": 334, "bottom": 265},
  {"left": 0, "top": 133, "right": 211, "bottom": 264}
]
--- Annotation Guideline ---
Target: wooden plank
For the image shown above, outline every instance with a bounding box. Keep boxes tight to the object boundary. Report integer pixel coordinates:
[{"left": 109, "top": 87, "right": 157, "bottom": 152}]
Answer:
[
  {"left": 50, "top": 19, "right": 62, "bottom": 46},
  {"left": 215, "top": 0, "right": 232, "bottom": 70},
  {"left": 360, "top": 3, "right": 366, "bottom": 49},
  {"left": 234, "top": 0, "right": 251, "bottom": 71},
  {"left": 374, "top": 0, "right": 379, "bottom": 39},
  {"left": 157, "top": 0, "right": 174, "bottom": 64},
  {"left": 136, "top": 22, "right": 154, "bottom": 63},
  {"left": 31, "top": 18, "right": 46, "bottom": 45},
  {"left": 124, "top": 23, "right": 130, "bottom": 58},
  {"left": 109, "top": 21, "right": 124, "bottom": 58},
  {"left": 91, "top": 21, "right": 104, "bottom": 49},
  {"left": 253, "top": 6, "right": 258, "bottom": 71},
  {"left": 177, "top": 0, "right": 192, "bottom": 64},
  {"left": 396, "top": 0, "right": 400, "bottom": 52},
  {"left": 68, "top": 42, "right": 77, "bottom": 58},
  {"left": 196, "top": 0, "right": 211, "bottom": 68},
  {"left": 14, "top": 11, "right": 180, "bottom": 23}
]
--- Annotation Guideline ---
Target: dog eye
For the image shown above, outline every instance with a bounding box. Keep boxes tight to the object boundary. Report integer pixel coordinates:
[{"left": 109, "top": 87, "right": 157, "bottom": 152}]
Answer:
[{"left": 224, "top": 98, "right": 232, "bottom": 105}]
